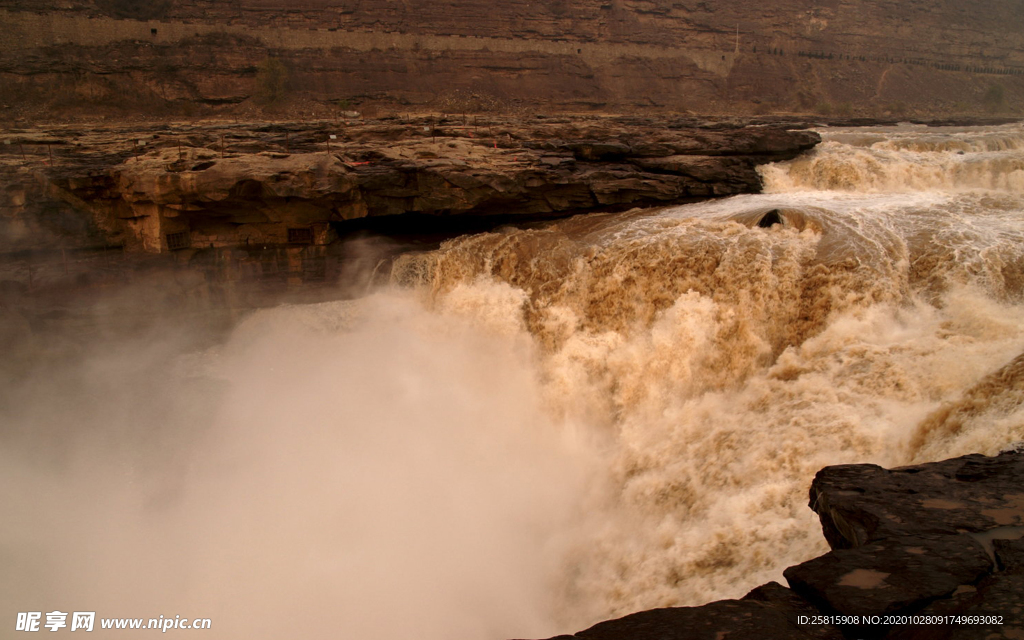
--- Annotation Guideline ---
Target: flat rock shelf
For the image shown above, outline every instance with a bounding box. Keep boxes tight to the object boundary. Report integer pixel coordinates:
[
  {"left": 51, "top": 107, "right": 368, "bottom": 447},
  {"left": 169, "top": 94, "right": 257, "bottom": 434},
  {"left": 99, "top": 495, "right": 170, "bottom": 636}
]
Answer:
[{"left": 1, "top": 115, "right": 822, "bottom": 254}]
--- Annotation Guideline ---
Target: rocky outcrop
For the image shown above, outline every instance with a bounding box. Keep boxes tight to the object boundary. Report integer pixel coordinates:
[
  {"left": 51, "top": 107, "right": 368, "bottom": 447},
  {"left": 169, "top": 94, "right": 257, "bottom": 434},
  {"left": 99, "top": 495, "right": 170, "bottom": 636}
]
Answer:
[
  {"left": 0, "top": 115, "right": 820, "bottom": 253},
  {"left": 535, "top": 449, "right": 1024, "bottom": 640},
  {"left": 789, "top": 451, "right": 1024, "bottom": 639},
  {"left": 803, "top": 450, "right": 1024, "bottom": 550}
]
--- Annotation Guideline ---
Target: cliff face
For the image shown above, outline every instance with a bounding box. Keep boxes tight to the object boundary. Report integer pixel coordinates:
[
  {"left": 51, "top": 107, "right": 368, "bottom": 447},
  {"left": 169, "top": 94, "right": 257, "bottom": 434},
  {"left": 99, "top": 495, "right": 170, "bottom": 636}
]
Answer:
[
  {"left": 0, "top": 115, "right": 820, "bottom": 254},
  {"left": 1, "top": 0, "right": 1022, "bottom": 118}
]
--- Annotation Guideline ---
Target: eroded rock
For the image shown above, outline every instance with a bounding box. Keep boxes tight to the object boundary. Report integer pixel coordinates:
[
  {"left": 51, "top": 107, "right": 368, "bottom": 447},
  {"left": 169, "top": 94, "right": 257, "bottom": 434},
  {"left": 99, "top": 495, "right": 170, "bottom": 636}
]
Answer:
[
  {"left": 808, "top": 452, "right": 1024, "bottom": 549},
  {"left": 1, "top": 116, "right": 821, "bottom": 253},
  {"left": 783, "top": 534, "right": 993, "bottom": 616}
]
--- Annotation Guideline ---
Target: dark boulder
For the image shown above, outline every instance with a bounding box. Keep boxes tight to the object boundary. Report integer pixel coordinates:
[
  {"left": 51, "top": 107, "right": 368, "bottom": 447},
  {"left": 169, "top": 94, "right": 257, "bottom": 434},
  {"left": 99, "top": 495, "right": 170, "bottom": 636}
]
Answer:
[
  {"left": 783, "top": 534, "right": 993, "bottom": 617},
  {"left": 807, "top": 452, "right": 1024, "bottom": 549}
]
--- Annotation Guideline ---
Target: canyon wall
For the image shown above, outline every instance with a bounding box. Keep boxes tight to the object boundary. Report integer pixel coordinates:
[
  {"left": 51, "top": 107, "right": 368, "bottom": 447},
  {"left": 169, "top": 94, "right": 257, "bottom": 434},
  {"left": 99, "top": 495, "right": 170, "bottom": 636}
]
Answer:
[{"left": 1, "top": 0, "right": 1023, "bottom": 118}]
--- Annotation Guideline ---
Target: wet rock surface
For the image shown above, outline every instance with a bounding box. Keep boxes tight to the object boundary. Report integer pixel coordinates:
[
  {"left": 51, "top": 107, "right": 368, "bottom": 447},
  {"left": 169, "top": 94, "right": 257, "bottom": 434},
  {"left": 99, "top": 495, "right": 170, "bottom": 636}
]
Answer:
[
  {"left": 534, "top": 450, "right": 1024, "bottom": 640},
  {"left": 809, "top": 450, "right": 1024, "bottom": 547},
  {"left": 784, "top": 534, "right": 993, "bottom": 618},
  {"left": 0, "top": 115, "right": 819, "bottom": 254}
]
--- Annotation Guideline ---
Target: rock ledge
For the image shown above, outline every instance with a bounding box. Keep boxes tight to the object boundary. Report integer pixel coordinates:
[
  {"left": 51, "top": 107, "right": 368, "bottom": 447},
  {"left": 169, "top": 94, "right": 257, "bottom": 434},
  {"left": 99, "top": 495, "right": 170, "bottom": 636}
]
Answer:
[{"left": 1, "top": 115, "right": 819, "bottom": 253}]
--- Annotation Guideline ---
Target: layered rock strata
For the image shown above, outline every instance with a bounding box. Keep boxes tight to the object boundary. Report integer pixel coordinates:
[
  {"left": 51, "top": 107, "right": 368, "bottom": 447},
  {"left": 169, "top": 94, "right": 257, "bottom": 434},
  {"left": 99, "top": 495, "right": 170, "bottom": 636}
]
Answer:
[
  {"left": 535, "top": 449, "right": 1024, "bottom": 640},
  {"left": 0, "top": 115, "right": 819, "bottom": 254},
  {"left": 2, "top": 0, "right": 1023, "bottom": 116}
]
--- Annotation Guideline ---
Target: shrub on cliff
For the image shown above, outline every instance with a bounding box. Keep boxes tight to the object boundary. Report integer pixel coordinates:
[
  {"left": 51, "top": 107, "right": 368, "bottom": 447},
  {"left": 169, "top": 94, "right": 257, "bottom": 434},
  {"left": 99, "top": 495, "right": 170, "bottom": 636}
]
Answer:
[
  {"left": 982, "top": 84, "right": 1006, "bottom": 113},
  {"left": 254, "top": 58, "right": 289, "bottom": 108},
  {"left": 436, "top": 89, "right": 505, "bottom": 114}
]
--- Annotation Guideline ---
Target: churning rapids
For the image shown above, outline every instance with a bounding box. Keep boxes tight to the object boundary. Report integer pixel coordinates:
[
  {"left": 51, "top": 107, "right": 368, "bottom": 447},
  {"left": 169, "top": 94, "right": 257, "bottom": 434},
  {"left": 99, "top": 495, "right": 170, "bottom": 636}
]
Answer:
[{"left": 3, "top": 124, "right": 1024, "bottom": 639}]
